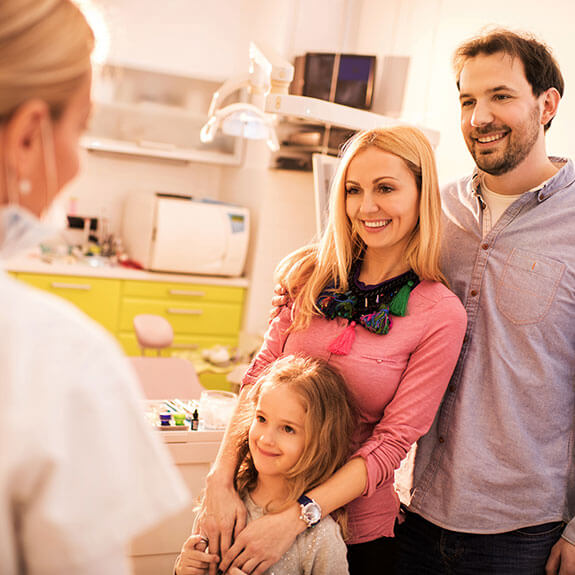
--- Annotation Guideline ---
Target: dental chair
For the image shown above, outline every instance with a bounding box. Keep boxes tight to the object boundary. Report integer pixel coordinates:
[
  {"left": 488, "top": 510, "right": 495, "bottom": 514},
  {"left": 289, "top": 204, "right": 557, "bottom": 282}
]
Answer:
[{"left": 130, "top": 314, "right": 205, "bottom": 400}]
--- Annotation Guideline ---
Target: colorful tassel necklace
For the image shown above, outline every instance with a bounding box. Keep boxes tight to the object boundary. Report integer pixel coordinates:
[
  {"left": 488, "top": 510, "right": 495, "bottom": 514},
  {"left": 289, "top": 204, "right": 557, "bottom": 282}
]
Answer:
[{"left": 316, "top": 263, "right": 419, "bottom": 355}]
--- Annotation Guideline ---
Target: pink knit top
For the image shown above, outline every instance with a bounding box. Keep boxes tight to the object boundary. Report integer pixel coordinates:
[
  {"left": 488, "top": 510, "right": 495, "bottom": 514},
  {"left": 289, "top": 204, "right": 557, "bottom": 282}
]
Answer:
[{"left": 242, "top": 280, "right": 467, "bottom": 544}]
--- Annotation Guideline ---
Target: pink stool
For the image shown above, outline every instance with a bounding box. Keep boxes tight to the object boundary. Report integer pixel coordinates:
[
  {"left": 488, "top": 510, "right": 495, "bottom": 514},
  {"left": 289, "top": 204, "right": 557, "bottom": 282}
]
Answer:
[{"left": 133, "top": 314, "right": 174, "bottom": 355}]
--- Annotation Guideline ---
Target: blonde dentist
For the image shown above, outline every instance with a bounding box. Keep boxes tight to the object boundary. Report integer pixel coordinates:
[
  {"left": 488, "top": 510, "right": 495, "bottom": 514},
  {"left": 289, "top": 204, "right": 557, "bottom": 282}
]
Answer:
[{"left": 0, "top": 1, "right": 189, "bottom": 574}]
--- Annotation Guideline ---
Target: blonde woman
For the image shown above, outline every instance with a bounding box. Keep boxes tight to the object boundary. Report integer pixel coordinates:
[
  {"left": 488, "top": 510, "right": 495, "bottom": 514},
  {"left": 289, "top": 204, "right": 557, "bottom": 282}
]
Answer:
[
  {"left": 176, "top": 355, "right": 355, "bottom": 575},
  {"left": 0, "top": 2, "right": 188, "bottom": 573},
  {"left": 196, "top": 126, "right": 467, "bottom": 575}
]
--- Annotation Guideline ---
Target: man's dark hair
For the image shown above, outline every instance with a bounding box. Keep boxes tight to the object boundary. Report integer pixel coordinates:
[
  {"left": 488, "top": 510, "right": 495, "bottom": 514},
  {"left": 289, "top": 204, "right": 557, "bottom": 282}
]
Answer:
[{"left": 453, "top": 28, "right": 564, "bottom": 131}]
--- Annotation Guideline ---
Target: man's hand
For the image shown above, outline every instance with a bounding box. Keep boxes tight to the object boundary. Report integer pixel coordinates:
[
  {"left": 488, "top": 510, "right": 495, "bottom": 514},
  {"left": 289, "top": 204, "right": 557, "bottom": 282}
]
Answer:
[
  {"left": 196, "top": 479, "right": 248, "bottom": 575},
  {"left": 219, "top": 504, "right": 304, "bottom": 575},
  {"left": 174, "top": 534, "right": 219, "bottom": 575},
  {"left": 546, "top": 537, "right": 575, "bottom": 574},
  {"left": 269, "top": 284, "right": 289, "bottom": 322}
]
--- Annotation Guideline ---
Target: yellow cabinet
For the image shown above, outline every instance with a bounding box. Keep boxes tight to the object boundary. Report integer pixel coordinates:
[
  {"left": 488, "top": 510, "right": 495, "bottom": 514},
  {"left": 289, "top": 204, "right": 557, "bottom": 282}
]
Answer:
[
  {"left": 118, "top": 279, "right": 246, "bottom": 355},
  {"left": 12, "top": 270, "right": 246, "bottom": 391},
  {"left": 16, "top": 273, "right": 121, "bottom": 333}
]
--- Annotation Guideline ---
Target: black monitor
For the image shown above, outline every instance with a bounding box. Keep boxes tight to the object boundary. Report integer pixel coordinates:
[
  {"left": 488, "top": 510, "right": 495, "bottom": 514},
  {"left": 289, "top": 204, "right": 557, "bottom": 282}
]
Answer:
[{"left": 301, "top": 53, "right": 376, "bottom": 110}]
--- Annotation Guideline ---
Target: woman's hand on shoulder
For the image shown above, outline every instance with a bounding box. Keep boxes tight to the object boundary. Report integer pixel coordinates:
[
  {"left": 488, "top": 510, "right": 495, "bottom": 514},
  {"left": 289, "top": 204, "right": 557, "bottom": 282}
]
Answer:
[
  {"left": 219, "top": 503, "right": 304, "bottom": 575},
  {"left": 196, "top": 476, "right": 248, "bottom": 575}
]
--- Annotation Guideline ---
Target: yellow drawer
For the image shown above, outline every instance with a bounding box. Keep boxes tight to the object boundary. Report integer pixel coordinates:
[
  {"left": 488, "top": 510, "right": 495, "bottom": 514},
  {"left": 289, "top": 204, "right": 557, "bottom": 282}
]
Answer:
[
  {"left": 123, "top": 280, "right": 245, "bottom": 303},
  {"left": 120, "top": 298, "right": 242, "bottom": 335},
  {"left": 118, "top": 333, "right": 239, "bottom": 357},
  {"left": 17, "top": 273, "right": 120, "bottom": 333}
]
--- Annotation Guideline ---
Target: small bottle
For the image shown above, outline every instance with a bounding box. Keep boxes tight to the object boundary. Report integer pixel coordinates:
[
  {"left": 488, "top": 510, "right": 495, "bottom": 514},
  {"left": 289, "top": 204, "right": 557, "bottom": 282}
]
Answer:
[{"left": 191, "top": 409, "right": 199, "bottom": 431}]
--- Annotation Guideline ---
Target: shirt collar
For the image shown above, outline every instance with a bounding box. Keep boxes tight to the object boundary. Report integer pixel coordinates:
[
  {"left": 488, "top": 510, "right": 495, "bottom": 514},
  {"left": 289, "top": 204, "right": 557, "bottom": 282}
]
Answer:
[{"left": 469, "top": 157, "right": 574, "bottom": 205}]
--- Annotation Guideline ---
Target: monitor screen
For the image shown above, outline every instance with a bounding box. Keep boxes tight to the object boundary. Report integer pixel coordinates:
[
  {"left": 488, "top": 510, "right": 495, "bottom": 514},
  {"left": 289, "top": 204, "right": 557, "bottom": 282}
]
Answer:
[
  {"left": 303, "top": 53, "right": 336, "bottom": 102},
  {"left": 335, "top": 55, "right": 376, "bottom": 109},
  {"left": 302, "top": 53, "right": 376, "bottom": 110}
]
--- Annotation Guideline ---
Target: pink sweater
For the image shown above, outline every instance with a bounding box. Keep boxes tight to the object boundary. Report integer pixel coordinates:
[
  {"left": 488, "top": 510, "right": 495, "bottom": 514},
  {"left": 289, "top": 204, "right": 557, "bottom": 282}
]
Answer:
[{"left": 242, "top": 280, "right": 467, "bottom": 544}]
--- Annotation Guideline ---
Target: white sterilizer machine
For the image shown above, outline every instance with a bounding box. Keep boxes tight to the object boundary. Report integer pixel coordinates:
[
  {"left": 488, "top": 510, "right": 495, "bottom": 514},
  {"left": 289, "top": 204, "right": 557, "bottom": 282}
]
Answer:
[{"left": 122, "top": 192, "right": 249, "bottom": 277}]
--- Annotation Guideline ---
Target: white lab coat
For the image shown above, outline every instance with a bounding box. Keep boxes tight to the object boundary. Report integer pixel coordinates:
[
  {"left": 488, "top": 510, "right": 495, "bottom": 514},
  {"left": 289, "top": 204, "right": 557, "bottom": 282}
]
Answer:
[{"left": 0, "top": 270, "right": 189, "bottom": 574}]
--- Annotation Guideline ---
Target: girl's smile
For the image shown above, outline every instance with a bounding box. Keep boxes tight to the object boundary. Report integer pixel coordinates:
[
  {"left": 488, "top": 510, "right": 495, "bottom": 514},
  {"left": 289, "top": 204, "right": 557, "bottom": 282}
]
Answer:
[{"left": 249, "top": 382, "right": 307, "bottom": 480}]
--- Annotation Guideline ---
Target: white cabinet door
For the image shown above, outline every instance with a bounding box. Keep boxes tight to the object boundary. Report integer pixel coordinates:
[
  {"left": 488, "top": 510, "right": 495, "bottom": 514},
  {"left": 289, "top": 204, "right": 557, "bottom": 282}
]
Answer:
[{"left": 96, "top": 0, "right": 247, "bottom": 80}]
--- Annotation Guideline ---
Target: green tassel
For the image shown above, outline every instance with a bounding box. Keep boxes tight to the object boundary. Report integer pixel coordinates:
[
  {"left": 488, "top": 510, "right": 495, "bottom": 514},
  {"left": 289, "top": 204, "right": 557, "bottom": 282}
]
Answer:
[{"left": 389, "top": 281, "right": 414, "bottom": 317}]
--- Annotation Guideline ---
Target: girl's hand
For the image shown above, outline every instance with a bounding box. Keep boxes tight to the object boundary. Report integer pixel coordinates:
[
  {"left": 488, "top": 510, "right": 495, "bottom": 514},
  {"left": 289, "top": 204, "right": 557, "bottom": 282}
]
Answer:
[
  {"left": 219, "top": 504, "right": 304, "bottom": 575},
  {"left": 196, "top": 477, "right": 248, "bottom": 575},
  {"left": 174, "top": 534, "right": 219, "bottom": 575}
]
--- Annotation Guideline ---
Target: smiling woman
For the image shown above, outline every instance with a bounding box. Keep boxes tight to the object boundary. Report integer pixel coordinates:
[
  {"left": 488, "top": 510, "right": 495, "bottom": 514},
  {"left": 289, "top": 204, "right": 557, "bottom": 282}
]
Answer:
[{"left": 193, "top": 125, "right": 467, "bottom": 575}]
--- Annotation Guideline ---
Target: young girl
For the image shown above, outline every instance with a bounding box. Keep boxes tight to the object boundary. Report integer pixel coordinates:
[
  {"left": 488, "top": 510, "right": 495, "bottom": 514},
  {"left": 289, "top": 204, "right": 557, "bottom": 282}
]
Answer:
[{"left": 175, "top": 355, "right": 356, "bottom": 575}]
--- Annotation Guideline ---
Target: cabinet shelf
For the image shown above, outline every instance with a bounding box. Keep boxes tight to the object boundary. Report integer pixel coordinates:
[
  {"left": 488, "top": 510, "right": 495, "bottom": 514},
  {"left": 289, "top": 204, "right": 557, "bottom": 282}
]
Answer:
[
  {"left": 86, "top": 64, "right": 243, "bottom": 165},
  {"left": 81, "top": 136, "right": 243, "bottom": 165}
]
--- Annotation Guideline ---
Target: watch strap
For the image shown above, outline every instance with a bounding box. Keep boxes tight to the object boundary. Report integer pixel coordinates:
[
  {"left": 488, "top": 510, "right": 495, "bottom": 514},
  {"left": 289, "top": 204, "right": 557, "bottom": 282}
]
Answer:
[{"left": 297, "top": 494, "right": 314, "bottom": 506}]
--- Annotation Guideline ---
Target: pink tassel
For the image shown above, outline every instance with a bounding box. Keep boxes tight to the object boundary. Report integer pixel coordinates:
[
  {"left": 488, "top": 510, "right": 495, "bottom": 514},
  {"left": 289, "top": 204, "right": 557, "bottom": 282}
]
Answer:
[{"left": 328, "top": 321, "right": 356, "bottom": 355}]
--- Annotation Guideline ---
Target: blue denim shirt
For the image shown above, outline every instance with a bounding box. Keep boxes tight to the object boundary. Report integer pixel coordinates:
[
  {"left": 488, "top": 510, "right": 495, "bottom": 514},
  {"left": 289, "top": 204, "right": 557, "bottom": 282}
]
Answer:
[{"left": 410, "top": 158, "right": 575, "bottom": 542}]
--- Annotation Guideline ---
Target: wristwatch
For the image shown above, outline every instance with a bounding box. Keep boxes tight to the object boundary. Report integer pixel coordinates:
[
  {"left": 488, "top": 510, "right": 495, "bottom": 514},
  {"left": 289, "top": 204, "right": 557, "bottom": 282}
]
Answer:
[{"left": 297, "top": 494, "right": 322, "bottom": 528}]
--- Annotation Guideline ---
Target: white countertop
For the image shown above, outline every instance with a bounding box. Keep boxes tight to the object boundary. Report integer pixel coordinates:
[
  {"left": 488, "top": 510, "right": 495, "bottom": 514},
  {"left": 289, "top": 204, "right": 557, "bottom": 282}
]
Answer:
[{"left": 2, "top": 254, "right": 250, "bottom": 287}]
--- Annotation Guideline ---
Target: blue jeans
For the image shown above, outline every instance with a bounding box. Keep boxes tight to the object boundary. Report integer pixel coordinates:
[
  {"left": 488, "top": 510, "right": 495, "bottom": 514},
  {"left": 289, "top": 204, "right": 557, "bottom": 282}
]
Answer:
[{"left": 396, "top": 511, "right": 565, "bottom": 574}]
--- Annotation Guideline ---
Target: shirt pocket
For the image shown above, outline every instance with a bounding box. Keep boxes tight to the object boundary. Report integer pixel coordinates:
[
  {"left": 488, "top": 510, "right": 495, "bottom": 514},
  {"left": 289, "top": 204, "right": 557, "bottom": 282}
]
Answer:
[
  {"left": 496, "top": 248, "right": 564, "bottom": 325},
  {"left": 354, "top": 353, "right": 406, "bottom": 402}
]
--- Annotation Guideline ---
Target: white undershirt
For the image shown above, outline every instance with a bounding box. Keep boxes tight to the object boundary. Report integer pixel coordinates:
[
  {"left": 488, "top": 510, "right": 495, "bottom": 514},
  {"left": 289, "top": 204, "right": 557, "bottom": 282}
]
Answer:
[{"left": 480, "top": 176, "right": 523, "bottom": 234}]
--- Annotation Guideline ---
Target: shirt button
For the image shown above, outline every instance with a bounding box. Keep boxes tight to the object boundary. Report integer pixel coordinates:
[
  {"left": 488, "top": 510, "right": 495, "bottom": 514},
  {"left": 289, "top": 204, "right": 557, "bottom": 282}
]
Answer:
[
  {"left": 470, "top": 289, "right": 478, "bottom": 297},
  {"left": 438, "top": 436, "right": 445, "bottom": 443},
  {"left": 481, "top": 242, "right": 489, "bottom": 250}
]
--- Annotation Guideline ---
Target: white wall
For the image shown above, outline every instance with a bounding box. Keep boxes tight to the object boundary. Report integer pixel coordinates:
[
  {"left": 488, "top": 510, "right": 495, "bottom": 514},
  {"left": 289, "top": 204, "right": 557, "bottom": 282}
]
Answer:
[{"left": 356, "top": 0, "right": 575, "bottom": 183}]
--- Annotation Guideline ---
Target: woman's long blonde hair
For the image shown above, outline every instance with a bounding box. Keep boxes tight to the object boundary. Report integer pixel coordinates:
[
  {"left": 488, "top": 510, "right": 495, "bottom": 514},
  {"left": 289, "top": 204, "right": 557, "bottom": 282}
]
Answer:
[
  {"left": 233, "top": 355, "right": 356, "bottom": 536},
  {"left": 277, "top": 125, "right": 446, "bottom": 331},
  {"left": 0, "top": 0, "right": 94, "bottom": 123}
]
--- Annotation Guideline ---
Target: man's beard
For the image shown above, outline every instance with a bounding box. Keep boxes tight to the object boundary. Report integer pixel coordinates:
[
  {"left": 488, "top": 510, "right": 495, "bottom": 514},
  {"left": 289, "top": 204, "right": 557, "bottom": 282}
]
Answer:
[{"left": 467, "top": 105, "right": 541, "bottom": 176}]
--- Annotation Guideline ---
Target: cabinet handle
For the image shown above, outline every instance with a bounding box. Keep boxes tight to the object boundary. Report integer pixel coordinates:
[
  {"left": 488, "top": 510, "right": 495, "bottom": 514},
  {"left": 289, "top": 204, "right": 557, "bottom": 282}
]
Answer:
[
  {"left": 169, "top": 289, "right": 205, "bottom": 297},
  {"left": 51, "top": 282, "right": 91, "bottom": 291},
  {"left": 166, "top": 308, "right": 203, "bottom": 315},
  {"left": 171, "top": 343, "right": 200, "bottom": 350}
]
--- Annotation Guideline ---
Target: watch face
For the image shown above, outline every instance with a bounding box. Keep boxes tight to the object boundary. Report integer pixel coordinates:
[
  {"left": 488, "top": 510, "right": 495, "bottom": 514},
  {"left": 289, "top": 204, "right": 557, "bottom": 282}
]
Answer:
[{"left": 303, "top": 502, "right": 321, "bottom": 525}]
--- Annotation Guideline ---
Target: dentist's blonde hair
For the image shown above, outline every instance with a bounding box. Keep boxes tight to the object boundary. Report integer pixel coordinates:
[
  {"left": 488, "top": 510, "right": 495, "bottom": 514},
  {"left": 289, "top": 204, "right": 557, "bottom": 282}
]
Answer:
[
  {"left": 0, "top": 0, "right": 94, "bottom": 123},
  {"left": 276, "top": 125, "right": 446, "bottom": 331}
]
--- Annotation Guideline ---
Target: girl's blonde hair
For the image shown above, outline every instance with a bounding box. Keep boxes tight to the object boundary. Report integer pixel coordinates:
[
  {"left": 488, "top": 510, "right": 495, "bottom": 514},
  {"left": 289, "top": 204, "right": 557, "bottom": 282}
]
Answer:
[
  {"left": 276, "top": 125, "right": 446, "bottom": 331},
  {"left": 0, "top": 0, "right": 94, "bottom": 123},
  {"left": 233, "top": 355, "right": 356, "bottom": 535}
]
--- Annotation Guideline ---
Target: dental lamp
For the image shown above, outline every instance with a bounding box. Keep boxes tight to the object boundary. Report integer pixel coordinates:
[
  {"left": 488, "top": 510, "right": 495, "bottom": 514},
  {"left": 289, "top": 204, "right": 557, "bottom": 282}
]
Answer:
[{"left": 200, "top": 42, "right": 439, "bottom": 151}]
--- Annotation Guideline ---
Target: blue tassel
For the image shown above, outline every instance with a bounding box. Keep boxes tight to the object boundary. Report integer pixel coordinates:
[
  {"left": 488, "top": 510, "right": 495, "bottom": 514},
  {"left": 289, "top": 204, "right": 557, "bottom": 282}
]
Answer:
[{"left": 360, "top": 308, "right": 392, "bottom": 335}]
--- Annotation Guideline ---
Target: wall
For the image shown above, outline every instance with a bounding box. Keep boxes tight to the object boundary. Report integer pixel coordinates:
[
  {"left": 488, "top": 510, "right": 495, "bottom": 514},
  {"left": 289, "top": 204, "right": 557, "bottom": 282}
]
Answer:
[{"left": 355, "top": 0, "right": 575, "bottom": 183}]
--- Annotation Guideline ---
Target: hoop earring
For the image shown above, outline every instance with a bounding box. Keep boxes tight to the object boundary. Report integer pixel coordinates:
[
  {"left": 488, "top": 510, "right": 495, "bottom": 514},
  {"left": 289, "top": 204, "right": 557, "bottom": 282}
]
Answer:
[{"left": 19, "top": 179, "right": 32, "bottom": 196}]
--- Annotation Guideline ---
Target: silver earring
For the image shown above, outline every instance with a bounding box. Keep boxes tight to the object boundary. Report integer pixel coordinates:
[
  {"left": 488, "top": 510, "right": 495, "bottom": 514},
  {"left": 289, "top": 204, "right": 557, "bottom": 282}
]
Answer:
[{"left": 19, "top": 179, "right": 31, "bottom": 195}]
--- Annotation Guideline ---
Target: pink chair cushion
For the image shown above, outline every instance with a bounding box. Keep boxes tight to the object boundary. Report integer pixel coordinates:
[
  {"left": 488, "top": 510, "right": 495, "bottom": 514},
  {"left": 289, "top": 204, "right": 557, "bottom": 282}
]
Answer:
[{"left": 133, "top": 314, "right": 174, "bottom": 349}]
